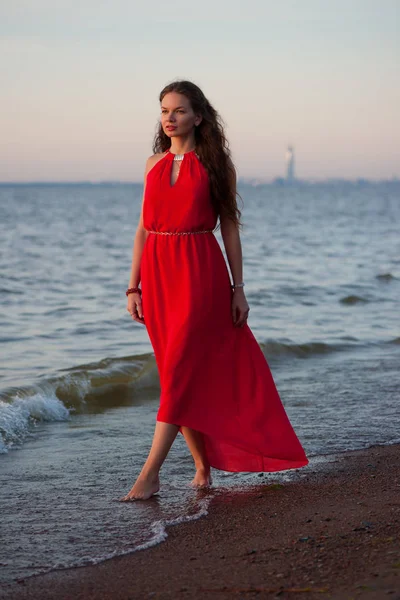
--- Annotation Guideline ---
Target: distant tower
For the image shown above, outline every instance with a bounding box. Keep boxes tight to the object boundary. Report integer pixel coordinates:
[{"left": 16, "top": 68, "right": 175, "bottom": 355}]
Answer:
[{"left": 285, "top": 145, "right": 295, "bottom": 182}]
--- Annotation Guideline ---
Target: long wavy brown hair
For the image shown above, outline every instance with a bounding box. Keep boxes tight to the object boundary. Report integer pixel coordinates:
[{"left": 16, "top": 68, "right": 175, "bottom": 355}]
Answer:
[{"left": 152, "top": 80, "right": 242, "bottom": 229}]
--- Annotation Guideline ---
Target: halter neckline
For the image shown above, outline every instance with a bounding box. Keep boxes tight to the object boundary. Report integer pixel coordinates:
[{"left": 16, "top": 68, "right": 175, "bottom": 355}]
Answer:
[{"left": 167, "top": 148, "right": 196, "bottom": 156}]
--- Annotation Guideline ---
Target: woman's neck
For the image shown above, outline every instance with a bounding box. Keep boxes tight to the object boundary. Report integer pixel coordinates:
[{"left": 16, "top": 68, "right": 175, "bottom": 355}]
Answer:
[{"left": 169, "top": 136, "right": 196, "bottom": 155}]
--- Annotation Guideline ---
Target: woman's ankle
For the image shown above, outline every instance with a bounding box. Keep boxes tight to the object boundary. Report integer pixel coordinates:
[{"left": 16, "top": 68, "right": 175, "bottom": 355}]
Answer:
[
  {"left": 194, "top": 462, "right": 210, "bottom": 472},
  {"left": 140, "top": 465, "right": 160, "bottom": 480}
]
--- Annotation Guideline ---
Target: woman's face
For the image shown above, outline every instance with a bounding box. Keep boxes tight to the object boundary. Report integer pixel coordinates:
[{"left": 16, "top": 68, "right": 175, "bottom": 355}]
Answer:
[{"left": 161, "top": 92, "right": 201, "bottom": 138}]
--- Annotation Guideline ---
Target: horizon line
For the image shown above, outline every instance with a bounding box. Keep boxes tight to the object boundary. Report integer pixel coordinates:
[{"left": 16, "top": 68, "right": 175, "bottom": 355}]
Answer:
[{"left": 0, "top": 176, "right": 399, "bottom": 186}]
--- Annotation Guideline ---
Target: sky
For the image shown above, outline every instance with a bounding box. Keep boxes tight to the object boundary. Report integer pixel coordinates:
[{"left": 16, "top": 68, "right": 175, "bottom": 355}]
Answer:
[{"left": 0, "top": 0, "right": 399, "bottom": 182}]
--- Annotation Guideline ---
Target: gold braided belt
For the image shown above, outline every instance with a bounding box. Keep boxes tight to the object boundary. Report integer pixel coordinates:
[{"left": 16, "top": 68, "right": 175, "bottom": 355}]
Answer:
[{"left": 146, "top": 229, "right": 214, "bottom": 236}]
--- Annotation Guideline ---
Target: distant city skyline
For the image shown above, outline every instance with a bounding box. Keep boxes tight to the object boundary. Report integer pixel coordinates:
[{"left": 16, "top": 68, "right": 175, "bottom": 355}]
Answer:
[{"left": 1, "top": 1, "right": 399, "bottom": 183}]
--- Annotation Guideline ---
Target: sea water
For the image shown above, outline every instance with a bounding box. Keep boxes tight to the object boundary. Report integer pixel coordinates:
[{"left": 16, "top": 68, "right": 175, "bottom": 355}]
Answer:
[{"left": 0, "top": 180, "right": 399, "bottom": 583}]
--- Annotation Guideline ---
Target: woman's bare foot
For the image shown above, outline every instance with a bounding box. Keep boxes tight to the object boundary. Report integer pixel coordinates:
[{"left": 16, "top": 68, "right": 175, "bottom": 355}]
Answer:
[
  {"left": 190, "top": 466, "right": 212, "bottom": 488},
  {"left": 119, "top": 473, "right": 160, "bottom": 501}
]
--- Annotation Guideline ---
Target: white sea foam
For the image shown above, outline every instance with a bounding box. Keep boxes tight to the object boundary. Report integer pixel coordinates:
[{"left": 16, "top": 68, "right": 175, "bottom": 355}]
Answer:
[
  {"left": 75, "top": 495, "right": 212, "bottom": 568},
  {"left": 135, "top": 495, "right": 212, "bottom": 552},
  {"left": 0, "top": 392, "right": 70, "bottom": 453}
]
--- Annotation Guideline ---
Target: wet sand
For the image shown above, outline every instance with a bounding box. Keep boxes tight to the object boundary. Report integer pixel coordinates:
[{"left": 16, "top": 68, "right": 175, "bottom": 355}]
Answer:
[{"left": 2, "top": 444, "right": 400, "bottom": 600}]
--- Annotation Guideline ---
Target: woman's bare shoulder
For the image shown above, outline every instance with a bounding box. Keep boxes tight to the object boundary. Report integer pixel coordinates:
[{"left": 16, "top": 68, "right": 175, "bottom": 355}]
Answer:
[{"left": 145, "top": 152, "right": 168, "bottom": 175}]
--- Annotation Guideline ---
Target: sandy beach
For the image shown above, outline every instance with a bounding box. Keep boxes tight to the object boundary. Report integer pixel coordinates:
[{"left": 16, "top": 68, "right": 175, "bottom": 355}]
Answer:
[{"left": 2, "top": 443, "right": 399, "bottom": 600}]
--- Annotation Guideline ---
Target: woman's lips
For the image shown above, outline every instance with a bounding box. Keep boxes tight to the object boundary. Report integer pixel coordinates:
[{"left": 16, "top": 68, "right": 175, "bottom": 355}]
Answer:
[{"left": 166, "top": 126, "right": 177, "bottom": 131}]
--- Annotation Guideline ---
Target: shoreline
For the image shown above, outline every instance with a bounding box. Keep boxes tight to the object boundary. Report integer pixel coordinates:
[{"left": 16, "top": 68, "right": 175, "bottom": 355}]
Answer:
[{"left": 3, "top": 443, "right": 400, "bottom": 599}]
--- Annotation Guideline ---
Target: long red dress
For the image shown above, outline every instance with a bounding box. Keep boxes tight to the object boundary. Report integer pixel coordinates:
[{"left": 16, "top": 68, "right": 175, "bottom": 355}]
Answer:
[{"left": 140, "top": 149, "right": 308, "bottom": 472}]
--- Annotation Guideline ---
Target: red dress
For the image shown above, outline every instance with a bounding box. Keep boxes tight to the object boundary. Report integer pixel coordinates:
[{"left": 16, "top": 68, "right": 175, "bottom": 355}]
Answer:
[{"left": 140, "top": 149, "right": 308, "bottom": 472}]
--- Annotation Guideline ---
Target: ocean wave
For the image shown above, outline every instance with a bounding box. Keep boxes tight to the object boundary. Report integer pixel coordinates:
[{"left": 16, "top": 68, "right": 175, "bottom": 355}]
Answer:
[
  {"left": 0, "top": 337, "right": 360, "bottom": 452},
  {"left": 259, "top": 340, "right": 342, "bottom": 358},
  {"left": 0, "top": 334, "right": 380, "bottom": 452},
  {"left": 376, "top": 273, "right": 397, "bottom": 282},
  {"left": 340, "top": 295, "right": 368, "bottom": 305},
  {"left": 0, "top": 353, "right": 160, "bottom": 453},
  {"left": 55, "top": 353, "right": 160, "bottom": 410},
  {"left": 0, "top": 393, "right": 69, "bottom": 453}
]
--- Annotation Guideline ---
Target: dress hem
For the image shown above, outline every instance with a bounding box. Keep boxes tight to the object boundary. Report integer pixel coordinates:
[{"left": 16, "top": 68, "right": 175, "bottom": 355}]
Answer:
[{"left": 156, "top": 417, "right": 309, "bottom": 474}]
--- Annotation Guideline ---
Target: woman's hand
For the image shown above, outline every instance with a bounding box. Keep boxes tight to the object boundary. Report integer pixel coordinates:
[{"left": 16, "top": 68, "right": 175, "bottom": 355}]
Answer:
[
  {"left": 127, "top": 292, "right": 145, "bottom": 325},
  {"left": 231, "top": 288, "right": 250, "bottom": 327}
]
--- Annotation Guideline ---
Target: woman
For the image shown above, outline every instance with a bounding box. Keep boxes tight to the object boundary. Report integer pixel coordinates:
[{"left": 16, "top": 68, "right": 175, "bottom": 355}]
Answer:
[{"left": 120, "top": 80, "right": 308, "bottom": 501}]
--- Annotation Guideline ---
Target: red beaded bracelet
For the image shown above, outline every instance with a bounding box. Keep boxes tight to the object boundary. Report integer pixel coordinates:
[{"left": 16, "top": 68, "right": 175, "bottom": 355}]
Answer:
[{"left": 126, "top": 287, "right": 142, "bottom": 296}]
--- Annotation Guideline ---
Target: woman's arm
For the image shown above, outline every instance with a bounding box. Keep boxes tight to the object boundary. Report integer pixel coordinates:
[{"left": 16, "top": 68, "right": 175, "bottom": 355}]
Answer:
[
  {"left": 128, "top": 200, "right": 149, "bottom": 290},
  {"left": 126, "top": 156, "right": 156, "bottom": 323},
  {"left": 220, "top": 216, "right": 244, "bottom": 287},
  {"left": 128, "top": 159, "right": 152, "bottom": 288},
  {"left": 219, "top": 163, "right": 250, "bottom": 328}
]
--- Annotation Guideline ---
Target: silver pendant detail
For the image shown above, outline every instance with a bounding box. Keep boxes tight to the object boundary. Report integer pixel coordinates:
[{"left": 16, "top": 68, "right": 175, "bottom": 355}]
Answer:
[{"left": 173, "top": 154, "right": 184, "bottom": 161}]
